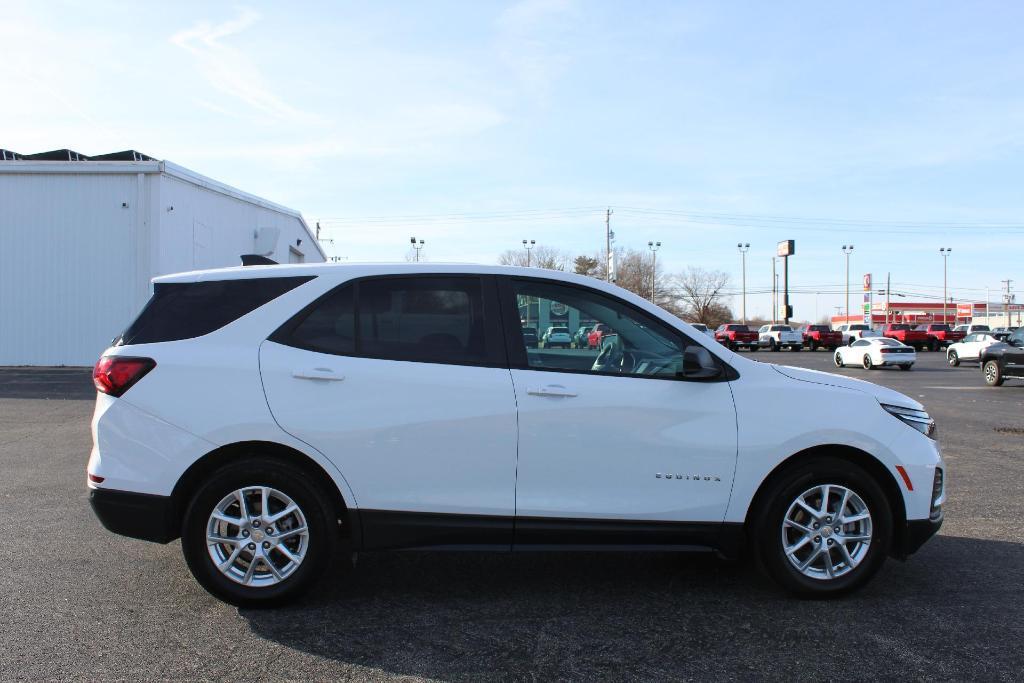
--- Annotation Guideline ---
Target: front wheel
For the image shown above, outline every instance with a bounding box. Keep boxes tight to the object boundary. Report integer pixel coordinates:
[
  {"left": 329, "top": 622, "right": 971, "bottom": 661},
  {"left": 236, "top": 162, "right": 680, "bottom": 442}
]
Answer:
[
  {"left": 810, "top": 341, "right": 818, "bottom": 351},
  {"left": 834, "top": 351, "right": 844, "bottom": 368},
  {"left": 984, "top": 360, "right": 1004, "bottom": 387},
  {"left": 769, "top": 339, "right": 778, "bottom": 352},
  {"left": 947, "top": 350, "right": 960, "bottom": 367},
  {"left": 181, "top": 457, "right": 339, "bottom": 607},
  {"left": 930, "top": 339, "right": 939, "bottom": 352},
  {"left": 752, "top": 457, "right": 893, "bottom": 597}
]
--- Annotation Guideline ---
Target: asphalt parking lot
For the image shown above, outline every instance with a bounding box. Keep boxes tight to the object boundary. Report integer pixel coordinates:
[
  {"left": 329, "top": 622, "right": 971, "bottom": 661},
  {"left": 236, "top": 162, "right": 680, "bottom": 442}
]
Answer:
[{"left": 2, "top": 353, "right": 1023, "bottom": 680}]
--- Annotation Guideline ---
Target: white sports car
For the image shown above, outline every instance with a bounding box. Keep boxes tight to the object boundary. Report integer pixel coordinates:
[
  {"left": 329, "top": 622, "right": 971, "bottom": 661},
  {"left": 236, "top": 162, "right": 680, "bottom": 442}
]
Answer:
[
  {"left": 834, "top": 337, "right": 916, "bottom": 371},
  {"left": 946, "top": 332, "right": 1002, "bottom": 366}
]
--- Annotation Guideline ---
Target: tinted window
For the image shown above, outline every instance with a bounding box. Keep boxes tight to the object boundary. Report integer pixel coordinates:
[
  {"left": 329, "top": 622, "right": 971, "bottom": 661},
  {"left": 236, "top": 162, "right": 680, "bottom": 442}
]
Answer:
[
  {"left": 358, "top": 277, "right": 489, "bottom": 363},
  {"left": 973, "top": 325, "right": 990, "bottom": 331},
  {"left": 509, "top": 280, "right": 697, "bottom": 379},
  {"left": 1009, "top": 329, "right": 1024, "bottom": 345},
  {"left": 277, "top": 276, "right": 496, "bottom": 365},
  {"left": 118, "top": 276, "right": 313, "bottom": 345},
  {"left": 288, "top": 284, "right": 355, "bottom": 354}
]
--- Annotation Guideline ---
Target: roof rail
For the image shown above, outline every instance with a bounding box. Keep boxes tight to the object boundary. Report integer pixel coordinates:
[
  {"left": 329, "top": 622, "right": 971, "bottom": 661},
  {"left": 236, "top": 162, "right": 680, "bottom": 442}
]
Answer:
[{"left": 240, "top": 254, "right": 278, "bottom": 266}]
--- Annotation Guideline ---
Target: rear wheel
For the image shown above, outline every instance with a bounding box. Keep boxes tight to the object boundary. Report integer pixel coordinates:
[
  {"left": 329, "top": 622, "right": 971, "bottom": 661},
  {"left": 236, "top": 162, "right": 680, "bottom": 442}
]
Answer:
[
  {"left": 181, "top": 457, "right": 339, "bottom": 607},
  {"left": 947, "top": 350, "right": 960, "bottom": 367},
  {"left": 751, "top": 457, "right": 892, "bottom": 597},
  {"left": 984, "top": 360, "right": 1004, "bottom": 387},
  {"left": 899, "top": 364, "right": 913, "bottom": 371},
  {"left": 862, "top": 354, "right": 873, "bottom": 370},
  {"left": 810, "top": 341, "right": 818, "bottom": 352},
  {"left": 930, "top": 339, "right": 939, "bottom": 352},
  {"left": 769, "top": 339, "right": 778, "bottom": 352}
]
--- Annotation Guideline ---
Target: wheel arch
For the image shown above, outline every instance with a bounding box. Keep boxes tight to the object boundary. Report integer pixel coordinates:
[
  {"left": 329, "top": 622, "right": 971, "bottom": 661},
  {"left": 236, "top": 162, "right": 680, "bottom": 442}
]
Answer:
[
  {"left": 170, "top": 440, "right": 358, "bottom": 546},
  {"left": 742, "top": 444, "right": 907, "bottom": 557}
]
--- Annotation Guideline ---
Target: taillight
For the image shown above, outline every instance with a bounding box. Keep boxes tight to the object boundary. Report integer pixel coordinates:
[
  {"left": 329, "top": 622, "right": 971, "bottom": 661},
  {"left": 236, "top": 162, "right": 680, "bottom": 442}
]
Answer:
[
  {"left": 880, "top": 348, "right": 893, "bottom": 353},
  {"left": 92, "top": 356, "right": 156, "bottom": 397}
]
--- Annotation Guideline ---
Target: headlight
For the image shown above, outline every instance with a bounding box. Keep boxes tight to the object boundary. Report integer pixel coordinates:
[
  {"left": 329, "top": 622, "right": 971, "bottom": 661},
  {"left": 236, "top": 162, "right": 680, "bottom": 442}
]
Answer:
[{"left": 881, "top": 403, "right": 936, "bottom": 438}]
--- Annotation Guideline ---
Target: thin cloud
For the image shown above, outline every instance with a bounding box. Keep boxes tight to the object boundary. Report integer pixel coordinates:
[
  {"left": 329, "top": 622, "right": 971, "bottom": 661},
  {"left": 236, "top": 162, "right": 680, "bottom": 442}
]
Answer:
[{"left": 170, "top": 7, "right": 319, "bottom": 124}]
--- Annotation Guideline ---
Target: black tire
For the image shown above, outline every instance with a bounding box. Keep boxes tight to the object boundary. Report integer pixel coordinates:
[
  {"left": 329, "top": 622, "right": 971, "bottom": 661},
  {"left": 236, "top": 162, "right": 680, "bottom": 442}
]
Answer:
[
  {"left": 791, "top": 345, "right": 801, "bottom": 352},
  {"left": 769, "top": 339, "right": 778, "bottom": 352},
  {"left": 930, "top": 339, "right": 939, "bottom": 352},
  {"left": 810, "top": 341, "right": 818, "bottom": 352},
  {"left": 984, "top": 360, "right": 1004, "bottom": 387},
  {"left": 751, "top": 456, "right": 893, "bottom": 597},
  {"left": 947, "top": 350, "right": 959, "bottom": 367},
  {"left": 862, "top": 354, "right": 873, "bottom": 370},
  {"left": 181, "top": 457, "right": 339, "bottom": 607},
  {"left": 834, "top": 351, "right": 844, "bottom": 368},
  {"left": 749, "top": 345, "right": 759, "bottom": 352},
  {"left": 899, "top": 364, "right": 913, "bottom": 371}
]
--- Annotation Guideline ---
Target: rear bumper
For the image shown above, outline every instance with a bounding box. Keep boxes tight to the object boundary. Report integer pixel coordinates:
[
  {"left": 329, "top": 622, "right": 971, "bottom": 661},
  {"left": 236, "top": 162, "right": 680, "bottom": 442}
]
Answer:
[
  {"left": 89, "top": 488, "right": 178, "bottom": 543},
  {"left": 897, "top": 515, "right": 942, "bottom": 558}
]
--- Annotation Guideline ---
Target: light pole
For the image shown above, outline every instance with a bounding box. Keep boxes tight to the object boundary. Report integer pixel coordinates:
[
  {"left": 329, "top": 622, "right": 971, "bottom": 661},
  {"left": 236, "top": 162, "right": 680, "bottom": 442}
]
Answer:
[
  {"left": 647, "top": 241, "right": 663, "bottom": 303},
  {"left": 410, "top": 236, "right": 424, "bottom": 262},
  {"left": 737, "top": 243, "right": 750, "bottom": 324},
  {"left": 940, "top": 248, "right": 951, "bottom": 323},
  {"left": 522, "top": 239, "right": 535, "bottom": 267},
  {"left": 841, "top": 245, "right": 854, "bottom": 324}
]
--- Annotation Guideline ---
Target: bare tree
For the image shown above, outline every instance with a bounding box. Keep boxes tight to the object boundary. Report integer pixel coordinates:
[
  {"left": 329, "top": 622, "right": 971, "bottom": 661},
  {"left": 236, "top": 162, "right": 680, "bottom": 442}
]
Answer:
[
  {"left": 498, "top": 245, "right": 570, "bottom": 270},
  {"left": 671, "top": 267, "right": 733, "bottom": 326}
]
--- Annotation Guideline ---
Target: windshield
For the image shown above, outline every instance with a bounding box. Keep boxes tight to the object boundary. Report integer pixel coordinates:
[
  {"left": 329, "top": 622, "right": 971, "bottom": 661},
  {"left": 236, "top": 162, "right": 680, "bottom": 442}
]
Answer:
[
  {"left": 551, "top": 327, "right": 569, "bottom": 334},
  {"left": 771, "top": 325, "right": 792, "bottom": 332},
  {"left": 890, "top": 324, "right": 911, "bottom": 330},
  {"left": 808, "top": 325, "right": 829, "bottom": 332},
  {"left": 973, "top": 325, "right": 990, "bottom": 331},
  {"left": 727, "top": 325, "right": 750, "bottom": 331}
]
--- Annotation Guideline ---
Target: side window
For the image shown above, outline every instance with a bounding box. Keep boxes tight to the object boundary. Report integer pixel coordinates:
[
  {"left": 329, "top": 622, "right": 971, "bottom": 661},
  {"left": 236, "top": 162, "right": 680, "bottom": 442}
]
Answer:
[
  {"left": 509, "top": 279, "right": 692, "bottom": 379},
  {"left": 358, "top": 277, "right": 488, "bottom": 363},
  {"left": 277, "top": 276, "right": 495, "bottom": 365},
  {"left": 1009, "top": 329, "right": 1024, "bottom": 346},
  {"left": 287, "top": 284, "right": 355, "bottom": 355}
]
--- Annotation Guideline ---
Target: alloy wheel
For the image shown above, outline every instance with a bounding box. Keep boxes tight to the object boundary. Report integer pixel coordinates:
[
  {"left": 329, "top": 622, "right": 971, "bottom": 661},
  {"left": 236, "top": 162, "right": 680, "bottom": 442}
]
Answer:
[
  {"left": 206, "top": 486, "right": 310, "bottom": 587},
  {"left": 781, "top": 484, "right": 872, "bottom": 580}
]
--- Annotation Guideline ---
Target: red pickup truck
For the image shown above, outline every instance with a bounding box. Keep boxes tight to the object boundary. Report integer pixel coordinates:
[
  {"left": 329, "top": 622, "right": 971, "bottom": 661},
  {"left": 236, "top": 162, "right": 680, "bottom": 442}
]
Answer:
[
  {"left": 914, "top": 323, "right": 964, "bottom": 351},
  {"left": 799, "top": 325, "right": 842, "bottom": 351},
  {"left": 881, "top": 323, "right": 930, "bottom": 350},
  {"left": 715, "top": 324, "right": 760, "bottom": 351}
]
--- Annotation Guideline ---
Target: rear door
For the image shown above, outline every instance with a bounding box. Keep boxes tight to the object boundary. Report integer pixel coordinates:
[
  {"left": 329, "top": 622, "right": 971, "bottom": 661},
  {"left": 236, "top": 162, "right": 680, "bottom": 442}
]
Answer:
[{"left": 259, "top": 274, "right": 518, "bottom": 549}]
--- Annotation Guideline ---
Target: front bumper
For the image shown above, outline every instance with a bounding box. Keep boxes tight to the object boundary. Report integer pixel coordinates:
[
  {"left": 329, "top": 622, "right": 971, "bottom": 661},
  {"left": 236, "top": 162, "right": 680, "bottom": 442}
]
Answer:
[
  {"left": 898, "top": 514, "right": 943, "bottom": 558},
  {"left": 89, "top": 488, "right": 178, "bottom": 543}
]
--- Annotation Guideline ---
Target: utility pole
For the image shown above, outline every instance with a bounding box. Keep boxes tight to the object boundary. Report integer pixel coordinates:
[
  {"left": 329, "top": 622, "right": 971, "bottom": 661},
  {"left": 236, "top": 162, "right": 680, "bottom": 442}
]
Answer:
[
  {"left": 886, "top": 273, "right": 891, "bottom": 327},
  {"left": 522, "top": 239, "right": 535, "bottom": 267},
  {"left": 410, "top": 236, "right": 425, "bottom": 262},
  {"left": 772, "top": 258, "right": 777, "bottom": 324},
  {"left": 842, "top": 245, "right": 854, "bottom": 325},
  {"left": 737, "top": 243, "right": 750, "bottom": 324},
  {"left": 940, "top": 248, "right": 951, "bottom": 323},
  {"left": 604, "top": 207, "right": 614, "bottom": 281},
  {"left": 647, "top": 241, "right": 661, "bottom": 302},
  {"left": 1003, "top": 279, "right": 1014, "bottom": 328}
]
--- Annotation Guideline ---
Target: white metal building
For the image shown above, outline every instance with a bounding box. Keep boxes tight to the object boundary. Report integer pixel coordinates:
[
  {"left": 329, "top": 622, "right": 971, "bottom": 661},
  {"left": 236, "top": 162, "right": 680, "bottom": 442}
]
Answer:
[{"left": 0, "top": 149, "right": 325, "bottom": 366}]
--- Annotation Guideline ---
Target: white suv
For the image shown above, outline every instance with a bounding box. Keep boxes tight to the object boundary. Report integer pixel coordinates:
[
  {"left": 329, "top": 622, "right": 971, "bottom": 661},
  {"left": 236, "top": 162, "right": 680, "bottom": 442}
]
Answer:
[{"left": 89, "top": 262, "right": 944, "bottom": 606}]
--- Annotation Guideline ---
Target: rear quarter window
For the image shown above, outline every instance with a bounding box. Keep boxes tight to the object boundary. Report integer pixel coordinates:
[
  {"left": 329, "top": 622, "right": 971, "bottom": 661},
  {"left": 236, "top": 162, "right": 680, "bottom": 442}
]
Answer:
[{"left": 117, "top": 276, "right": 313, "bottom": 345}]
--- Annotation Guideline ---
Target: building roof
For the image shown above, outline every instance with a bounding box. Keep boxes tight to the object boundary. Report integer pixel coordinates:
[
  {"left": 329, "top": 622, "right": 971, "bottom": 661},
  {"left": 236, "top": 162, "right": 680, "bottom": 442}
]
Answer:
[{"left": 0, "top": 148, "right": 325, "bottom": 260}]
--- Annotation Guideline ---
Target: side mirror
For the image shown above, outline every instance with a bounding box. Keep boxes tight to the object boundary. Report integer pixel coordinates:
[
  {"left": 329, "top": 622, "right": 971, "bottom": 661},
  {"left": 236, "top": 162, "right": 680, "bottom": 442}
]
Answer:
[{"left": 681, "top": 347, "right": 723, "bottom": 380}]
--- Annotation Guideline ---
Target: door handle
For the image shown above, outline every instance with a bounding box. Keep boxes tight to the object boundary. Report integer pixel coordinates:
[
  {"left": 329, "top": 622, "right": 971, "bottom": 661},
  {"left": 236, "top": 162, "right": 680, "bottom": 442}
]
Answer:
[
  {"left": 292, "top": 367, "right": 345, "bottom": 381},
  {"left": 527, "top": 384, "right": 577, "bottom": 398}
]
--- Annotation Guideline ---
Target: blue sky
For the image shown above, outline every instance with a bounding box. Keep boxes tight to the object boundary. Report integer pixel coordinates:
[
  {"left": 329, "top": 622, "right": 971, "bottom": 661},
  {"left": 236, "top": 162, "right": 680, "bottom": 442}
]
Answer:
[{"left": 3, "top": 1, "right": 1023, "bottom": 319}]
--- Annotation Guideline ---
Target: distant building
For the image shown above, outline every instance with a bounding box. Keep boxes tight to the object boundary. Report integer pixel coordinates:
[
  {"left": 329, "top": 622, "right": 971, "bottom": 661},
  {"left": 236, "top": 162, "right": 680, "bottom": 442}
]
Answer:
[
  {"left": 831, "top": 301, "right": 1022, "bottom": 329},
  {"left": 0, "top": 149, "right": 325, "bottom": 365}
]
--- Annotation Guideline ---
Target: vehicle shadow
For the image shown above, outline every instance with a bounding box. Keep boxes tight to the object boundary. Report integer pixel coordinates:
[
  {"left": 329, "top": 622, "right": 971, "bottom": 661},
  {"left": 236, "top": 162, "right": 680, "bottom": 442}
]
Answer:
[{"left": 239, "top": 535, "right": 1024, "bottom": 680}]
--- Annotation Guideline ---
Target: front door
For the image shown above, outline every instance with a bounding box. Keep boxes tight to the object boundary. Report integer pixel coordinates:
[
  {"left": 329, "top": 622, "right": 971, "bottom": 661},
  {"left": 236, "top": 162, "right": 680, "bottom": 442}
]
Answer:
[
  {"left": 260, "top": 275, "right": 518, "bottom": 549},
  {"left": 499, "top": 277, "right": 739, "bottom": 546}
]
